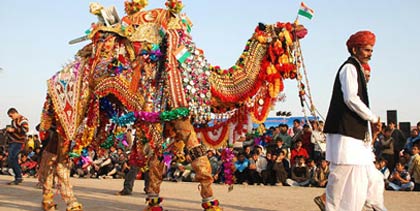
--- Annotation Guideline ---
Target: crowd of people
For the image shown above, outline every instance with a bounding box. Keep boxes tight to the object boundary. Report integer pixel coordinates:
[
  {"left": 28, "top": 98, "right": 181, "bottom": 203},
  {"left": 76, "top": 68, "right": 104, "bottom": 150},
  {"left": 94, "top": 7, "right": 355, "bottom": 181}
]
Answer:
[{"left": 2, "top": 115, "right": 420, "bottom": 193}]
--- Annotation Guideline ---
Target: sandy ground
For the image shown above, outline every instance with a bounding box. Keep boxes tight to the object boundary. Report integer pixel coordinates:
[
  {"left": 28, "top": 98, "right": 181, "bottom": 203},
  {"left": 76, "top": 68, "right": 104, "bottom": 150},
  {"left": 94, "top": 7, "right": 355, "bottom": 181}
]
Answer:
[{"left": 0, "top": 175, "right": 419, "bottom": 211}]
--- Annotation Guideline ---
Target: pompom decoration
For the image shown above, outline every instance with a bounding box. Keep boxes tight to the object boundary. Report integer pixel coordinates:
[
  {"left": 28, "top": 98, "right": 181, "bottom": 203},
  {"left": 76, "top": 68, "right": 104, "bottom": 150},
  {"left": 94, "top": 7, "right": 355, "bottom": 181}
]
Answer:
[
  {"left": 221, "top": 148, "right": 235, "bottom": 191},
  {"left": 124, "top": 0, "right": 149, "bottom": 15},
  {"left": 165, "top": 0, "right": 183, "bottom": 14},
  {"left": 159, "top": 107, "right": 190, "bottom": 122}
]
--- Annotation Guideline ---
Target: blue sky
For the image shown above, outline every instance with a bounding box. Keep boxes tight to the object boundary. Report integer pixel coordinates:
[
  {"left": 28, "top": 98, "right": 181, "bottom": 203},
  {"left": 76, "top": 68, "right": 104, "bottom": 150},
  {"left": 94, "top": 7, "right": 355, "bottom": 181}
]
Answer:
[{"left": 1, "top": 0, "right": 420, "bottom": 132}]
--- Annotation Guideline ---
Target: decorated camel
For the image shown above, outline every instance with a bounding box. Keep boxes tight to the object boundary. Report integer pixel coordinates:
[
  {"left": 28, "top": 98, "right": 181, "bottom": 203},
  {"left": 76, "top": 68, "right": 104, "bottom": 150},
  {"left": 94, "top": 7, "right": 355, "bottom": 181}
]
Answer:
[{"left": 37, "top": 1, "right": 308, "bottom": 211}]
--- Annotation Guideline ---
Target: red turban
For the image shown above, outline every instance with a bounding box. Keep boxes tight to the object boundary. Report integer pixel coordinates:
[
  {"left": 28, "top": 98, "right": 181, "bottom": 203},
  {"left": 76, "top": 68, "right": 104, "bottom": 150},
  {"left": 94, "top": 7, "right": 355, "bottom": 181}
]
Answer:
[
  {"left": 362, "top": 63, "right": 371, "bottom": 72},
  {"left": 346, "top": 31, "right": 376, "bottom": 53}
]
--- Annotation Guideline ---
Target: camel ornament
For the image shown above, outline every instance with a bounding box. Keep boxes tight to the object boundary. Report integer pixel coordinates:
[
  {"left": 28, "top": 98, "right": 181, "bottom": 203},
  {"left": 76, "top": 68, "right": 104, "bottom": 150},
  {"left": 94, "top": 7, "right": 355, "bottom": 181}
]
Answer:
[{"left": 38, "top": 1, "right": 308, "bottom": 211}]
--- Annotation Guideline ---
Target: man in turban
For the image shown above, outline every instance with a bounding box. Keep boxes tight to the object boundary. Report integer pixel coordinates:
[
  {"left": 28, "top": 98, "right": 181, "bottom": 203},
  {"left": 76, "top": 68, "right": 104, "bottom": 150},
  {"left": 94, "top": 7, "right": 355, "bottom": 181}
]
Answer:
[{"left": 316, "top": 31, "right": 387, "bottom": 211}]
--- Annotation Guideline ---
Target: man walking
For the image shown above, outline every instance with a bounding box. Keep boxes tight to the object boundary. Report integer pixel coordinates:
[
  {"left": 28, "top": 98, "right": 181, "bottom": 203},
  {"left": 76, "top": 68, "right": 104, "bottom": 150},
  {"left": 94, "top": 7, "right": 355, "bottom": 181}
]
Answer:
[
  {"left": 6, "top": 108, "right": 29, "bottom": 185},
  {"left": 322, "top": 31, "right": 386, "bottom": 211}
]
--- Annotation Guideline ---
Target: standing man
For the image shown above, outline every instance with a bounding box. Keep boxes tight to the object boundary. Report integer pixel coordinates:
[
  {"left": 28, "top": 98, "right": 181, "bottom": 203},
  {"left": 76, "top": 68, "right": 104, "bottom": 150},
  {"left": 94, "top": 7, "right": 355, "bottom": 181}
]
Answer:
[
  {"left": 322, "top": 31, "right": 386, "bottom": 211},
  {"left": 6, "top": 108, "right": 29, "bottom": 185}
]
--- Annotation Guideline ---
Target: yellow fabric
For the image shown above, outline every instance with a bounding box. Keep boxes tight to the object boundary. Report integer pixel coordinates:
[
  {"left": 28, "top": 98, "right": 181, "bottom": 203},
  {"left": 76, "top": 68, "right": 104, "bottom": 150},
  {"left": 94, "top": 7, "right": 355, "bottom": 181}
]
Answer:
[
  {"left": 26, "top": 138, "right": 35, "bottom": 150},
  {"left": 409, "top": 154, "right": 420, "bottom": 183}
]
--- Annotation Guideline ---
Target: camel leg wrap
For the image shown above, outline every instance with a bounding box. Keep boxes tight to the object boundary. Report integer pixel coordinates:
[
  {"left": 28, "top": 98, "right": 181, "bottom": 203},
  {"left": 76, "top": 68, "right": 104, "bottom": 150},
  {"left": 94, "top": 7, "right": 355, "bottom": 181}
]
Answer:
[
  {"left": 173, "top": 118, "right": 218, "bottom": 205},
  {"left": 39, "top": 151, "right": 57, "bottom": 210},
  {"left": 145, "top": 154, "right": 164, "bottom": 211},
  {"left": 55, "top": 162, "right": 79, "bottom": 209},
  {"left": 173, "top": 118, "right": 200, "bottom": 148},
  {"left": 146, "top": 154, "right": 164, "bottom": 196},
  {"left": 192, "top": 155, "right": 214, "bottom": 199}
]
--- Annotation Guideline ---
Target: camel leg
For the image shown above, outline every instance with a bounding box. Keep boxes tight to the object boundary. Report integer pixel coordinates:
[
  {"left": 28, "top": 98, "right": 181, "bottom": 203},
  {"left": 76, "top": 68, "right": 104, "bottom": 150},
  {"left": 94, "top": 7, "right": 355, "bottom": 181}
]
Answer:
[
  {"left": 144, "top": 154, "right": 164, "bottom": 211},
  {"left": 173, "top": 118, "right": 222, "bottom": 211},
  {"left": 54, "top": 135, "right": 83, "bottom": 211},
  {"left": 39, "top": 151, "right": 58, "bottom": 211}
]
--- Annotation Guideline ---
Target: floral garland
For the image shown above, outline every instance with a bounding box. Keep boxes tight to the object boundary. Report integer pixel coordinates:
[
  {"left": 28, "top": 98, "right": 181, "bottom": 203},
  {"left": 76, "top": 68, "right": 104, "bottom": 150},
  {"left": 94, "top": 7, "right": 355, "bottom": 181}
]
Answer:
[
  {"left": 250, "top": 93, "right": 272, "bottom": 124},
  {"left": 195, "top": 108, "right": 249, "bottom": 148},
  {"left": 221, "top": 148, "right": 235, "bottom": 191},
  {"left": 198, "top": 123, "right": 229, "bottom": 148}
]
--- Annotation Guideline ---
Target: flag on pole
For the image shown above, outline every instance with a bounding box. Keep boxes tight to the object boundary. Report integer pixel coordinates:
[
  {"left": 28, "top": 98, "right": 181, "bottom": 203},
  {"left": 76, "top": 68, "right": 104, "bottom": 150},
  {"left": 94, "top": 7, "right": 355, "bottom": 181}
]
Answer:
[{"left": 298, "top": 2, "right": 314, "bottom": 20}]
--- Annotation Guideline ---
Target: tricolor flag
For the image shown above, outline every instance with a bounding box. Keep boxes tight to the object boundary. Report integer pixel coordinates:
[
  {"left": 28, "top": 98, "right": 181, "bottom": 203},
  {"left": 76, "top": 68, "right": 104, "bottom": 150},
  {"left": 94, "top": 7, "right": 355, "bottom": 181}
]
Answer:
[
  {"left": 298, "top": 2, "right": 314, "bottom": 20},
  {"left": 174, "top": 45, "right": 192, "bottom": 63}
]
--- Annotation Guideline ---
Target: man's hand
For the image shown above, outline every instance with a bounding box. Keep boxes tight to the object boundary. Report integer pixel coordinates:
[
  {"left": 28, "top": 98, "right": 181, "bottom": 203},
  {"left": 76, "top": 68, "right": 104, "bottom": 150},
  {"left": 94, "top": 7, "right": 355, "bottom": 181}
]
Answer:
[
  {"left": 371, "top": 118, "right": 382, "bottom": 145},
  {"left": 6, "top": 127, "right": 15, "bottom": 133}
]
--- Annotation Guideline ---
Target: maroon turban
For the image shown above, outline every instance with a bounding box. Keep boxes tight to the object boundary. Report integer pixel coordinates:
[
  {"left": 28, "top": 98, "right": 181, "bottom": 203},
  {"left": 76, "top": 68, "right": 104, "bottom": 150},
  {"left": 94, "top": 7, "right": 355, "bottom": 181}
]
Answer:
[{"left": 346, "top": 31, "right": 376, "bottom": 53}]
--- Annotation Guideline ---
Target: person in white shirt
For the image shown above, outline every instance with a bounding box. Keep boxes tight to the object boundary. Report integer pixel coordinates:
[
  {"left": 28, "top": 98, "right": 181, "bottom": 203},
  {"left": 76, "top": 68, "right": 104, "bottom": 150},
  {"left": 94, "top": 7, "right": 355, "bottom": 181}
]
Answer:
[
  {"left": 314, "top": 31, "right": 386, "bottom": 211},
  {"left": 311, "top": 121, "right": 326, "bottom": 163}
]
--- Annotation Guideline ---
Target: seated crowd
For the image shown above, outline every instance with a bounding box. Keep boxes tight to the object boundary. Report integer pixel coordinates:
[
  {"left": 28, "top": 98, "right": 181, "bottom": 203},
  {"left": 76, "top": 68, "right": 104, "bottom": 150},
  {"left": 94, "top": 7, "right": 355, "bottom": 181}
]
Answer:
[{"left": 1, "top": 120, "right": 420, "bottom": 192}]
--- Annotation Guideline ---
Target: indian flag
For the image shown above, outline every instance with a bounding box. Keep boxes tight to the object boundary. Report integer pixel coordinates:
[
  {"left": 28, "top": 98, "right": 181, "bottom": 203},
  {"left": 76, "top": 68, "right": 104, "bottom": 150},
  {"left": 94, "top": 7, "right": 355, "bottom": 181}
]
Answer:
[
  {"left": 298, "top": 2, "right": 314, "bottom": 20},
  {"left": 174, "top": 45, "right": 192, "bottom": 63}
]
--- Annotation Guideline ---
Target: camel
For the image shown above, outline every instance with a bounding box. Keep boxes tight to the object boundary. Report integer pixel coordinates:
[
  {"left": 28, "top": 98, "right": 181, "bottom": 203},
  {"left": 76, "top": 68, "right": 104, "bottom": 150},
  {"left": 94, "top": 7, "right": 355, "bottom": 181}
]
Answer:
[{"left": 37, "top": 1, "right": 308, "bottom": 210}]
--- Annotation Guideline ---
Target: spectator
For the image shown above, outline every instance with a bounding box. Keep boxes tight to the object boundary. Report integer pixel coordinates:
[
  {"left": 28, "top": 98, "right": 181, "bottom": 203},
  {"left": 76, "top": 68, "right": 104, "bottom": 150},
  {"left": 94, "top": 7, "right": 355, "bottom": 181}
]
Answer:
[
  {"left": 307, "top": 159, "right": 317, "bottom": 183},
  {"left": 290, "top": 139, "right": 309, "bottom": 166},
  {"left": 377, "top": 158, "right": 390, "bottom": 181},
  {"left": 25, "top": 135, "right": 34, "bottom": 152},
  {"left": 33, "top": 134, "right": 41, "bottom": 149},
  {"left": 27, "top": 147, "right": 35, "bottom": 160},
  {"left": 248, "top": 152, "right": 261, "bottom": 185},
  {"left": 380, "top": 127, "right": 395, "bottom": 171},
  {"left": 312, "top": 159, "right": 330, "bottom": 187},
  {"left": 6, "top": 107, "right": 29, "bottom": 185},
  {"left": 272, "top": 138, "right": 285, "bottom": 156},
  {"left": 311, "top": 121, "right": 326, "bottom": 162},
  {"left": 0, "top": 151, "right": 8, "bottom": 175},
  {"left": 243, "top": 145, "right": 252, "bottom": 159},
  {"left": 388, "top": 162, "right": 414, "bottom": 191},
  {"left": 408, "top": 145, "right": 420, "bottom": 191},
  {"left": 388, "top": 121, "right": 406, "bottom": 165},
  {"left": 404, "top": 129, "right": 420, "bottom": 152},
  {"left": 286, "top": 156, "right": 310, "bottom": 187},
  {"left": 92, "top": 148, "right": 111, "bottom": 178},
  {"left": 173, "top": 158, "right": 193, "bottom": 182},
  {"left": 19, "top": 153, "right": 37, "bottom": 177},
  {"left": 234, "top": 153, "right": 249, "bottom": 184},
  {"left": 299, "top": 124, "right": 314, "bottom": 158},
  {"left": 207, "top": 149, "right": 220, "bottom": 179},
  {"left": 272, "top": 150, "right": 289, "bottom": 186},
  {"left": 278, "top": 124, "right": 293, "bottom": 150},
  {"left": 292, "top": 119, "right": 303, "bottom": 141}
]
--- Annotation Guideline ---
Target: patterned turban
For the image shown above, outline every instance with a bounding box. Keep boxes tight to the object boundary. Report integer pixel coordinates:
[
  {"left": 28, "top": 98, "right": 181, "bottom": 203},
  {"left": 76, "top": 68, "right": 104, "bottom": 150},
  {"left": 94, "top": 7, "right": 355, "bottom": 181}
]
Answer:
[{"left": 346, "top": 31, "right": 376, "bottom": 53}]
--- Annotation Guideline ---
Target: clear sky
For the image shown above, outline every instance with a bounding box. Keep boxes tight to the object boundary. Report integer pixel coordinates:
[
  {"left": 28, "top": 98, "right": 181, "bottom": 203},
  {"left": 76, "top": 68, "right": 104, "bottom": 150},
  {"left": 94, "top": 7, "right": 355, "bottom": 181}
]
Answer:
[{"left": 1, "top": 0, "right": 420, "bottom": 133}]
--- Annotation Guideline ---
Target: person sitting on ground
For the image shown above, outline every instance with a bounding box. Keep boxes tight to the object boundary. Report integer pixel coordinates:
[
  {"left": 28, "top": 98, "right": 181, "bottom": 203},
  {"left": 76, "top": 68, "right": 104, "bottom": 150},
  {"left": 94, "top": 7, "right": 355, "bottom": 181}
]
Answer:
[
  {"left": 290, "top": 139, "right": 309, "bottom": 166},
  {"left": 19, "top": 152, "right": 38, "bottom": 177},
  {"left": 272, "top": 150, "right": 289, "bottom": 186},
  {"left": 286, "top": 156, "right": 310, "bottom": 187},
  {"left": 377, "top": 158, "right": 390, "bottom": 182},
  {"left": 408, "top": 145, "right": 420, "bottom": 191},
  {"left": 234, "top": 153, "right": 249, "bottom": 184},
  {"left": 388, "top": 162, "right": 414, "bottom": 191},
  {"left": 312, "top": 159, "right": 330, "bottom": 188}
]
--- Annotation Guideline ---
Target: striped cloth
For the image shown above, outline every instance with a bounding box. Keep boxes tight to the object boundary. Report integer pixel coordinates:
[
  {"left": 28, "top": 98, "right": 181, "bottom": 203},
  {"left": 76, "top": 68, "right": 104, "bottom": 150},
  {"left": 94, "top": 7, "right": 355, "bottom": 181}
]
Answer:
[{"left": 7, "top": 115, "right": 29, "bottom": 144}]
